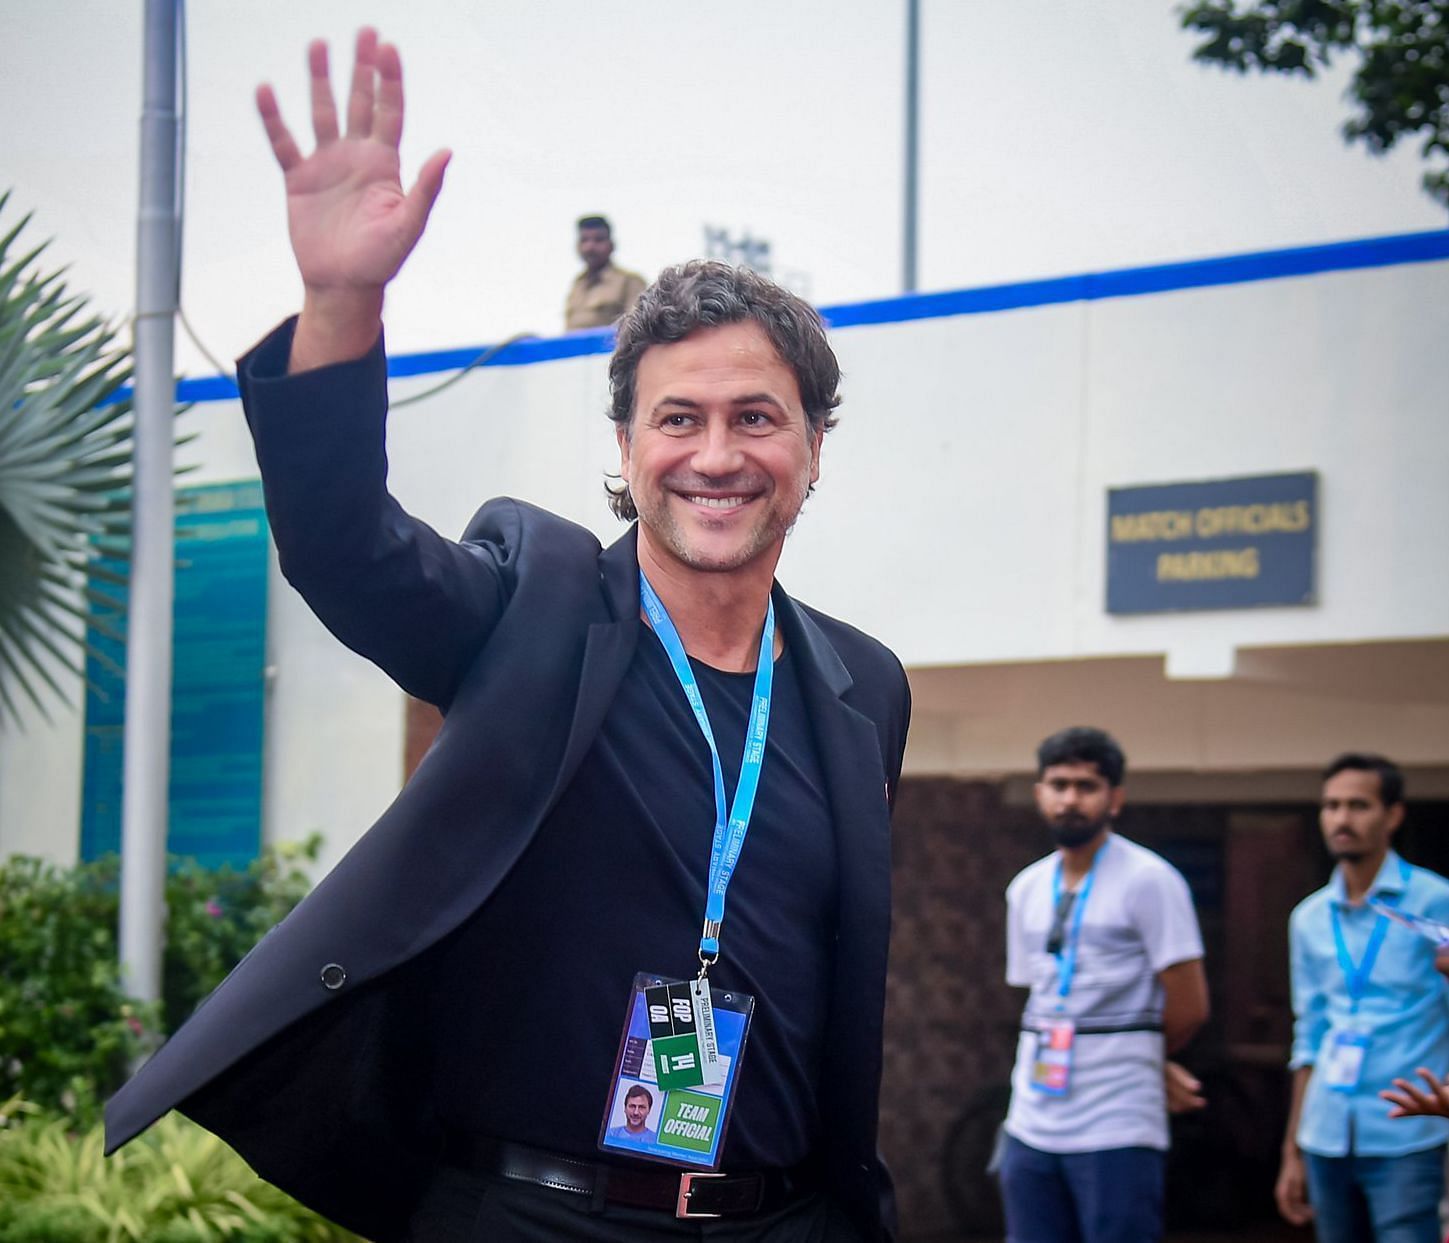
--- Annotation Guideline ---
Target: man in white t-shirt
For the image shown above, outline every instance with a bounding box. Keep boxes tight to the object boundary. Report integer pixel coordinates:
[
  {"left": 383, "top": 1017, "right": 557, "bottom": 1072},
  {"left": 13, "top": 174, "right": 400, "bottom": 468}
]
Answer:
[{"left": 998, "top": 726, "right": 1210, "bottom": 1243}]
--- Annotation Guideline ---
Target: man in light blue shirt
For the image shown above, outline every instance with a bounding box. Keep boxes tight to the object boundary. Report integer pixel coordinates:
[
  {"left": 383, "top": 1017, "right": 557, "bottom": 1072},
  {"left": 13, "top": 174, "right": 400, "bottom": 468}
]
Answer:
[
  {"left": 1276, "top": 753, "right": 1449, "bottom": 1243},
  {"left": 604, "top": 1084, "right": 659, "bottom": 1148}
]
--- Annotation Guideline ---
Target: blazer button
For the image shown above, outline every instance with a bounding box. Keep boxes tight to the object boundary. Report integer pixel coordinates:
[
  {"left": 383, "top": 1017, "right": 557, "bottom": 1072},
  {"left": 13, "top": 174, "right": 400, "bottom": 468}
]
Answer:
[{"left": 320, "top": 963, "right": 346, "bottom": 990}]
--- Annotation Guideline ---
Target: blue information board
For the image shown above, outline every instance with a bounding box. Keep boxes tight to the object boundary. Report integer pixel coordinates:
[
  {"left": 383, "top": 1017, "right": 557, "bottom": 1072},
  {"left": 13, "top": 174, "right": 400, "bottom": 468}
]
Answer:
[
  {"left": 1106, "top": 472, "right": 1317, "bottom": 615},
  {"left": 80, "top": 481, "right": 269, "bottom": 869}
]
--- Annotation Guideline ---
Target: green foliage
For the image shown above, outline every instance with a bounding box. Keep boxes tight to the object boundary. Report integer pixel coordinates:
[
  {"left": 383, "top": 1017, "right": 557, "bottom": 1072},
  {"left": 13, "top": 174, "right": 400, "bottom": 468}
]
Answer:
[
  {"left": 0, "top": 858, "right": 148, "bottom": 1125},
  {"left": 158, "top": 837, "right": 319, "bottom": 1035},
  {"left": 0, "top": 837, "right": 321, "bottom": 1124},
  {"left": 0, "top": 1101, "right": 361, "bottom": 1242},
  {"left": 1180, "top": 1, "right": 1449, "bottom": 206},
  {"left": 0, "top": 192, "right": 136, "bottom": 724}
]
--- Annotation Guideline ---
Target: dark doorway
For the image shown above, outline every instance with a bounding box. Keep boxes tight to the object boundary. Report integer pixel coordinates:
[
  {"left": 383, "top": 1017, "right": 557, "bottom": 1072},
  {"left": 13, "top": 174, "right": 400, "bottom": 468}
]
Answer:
[{"left": 883, "top": 778, "right": 1449, "bottom": 1241}]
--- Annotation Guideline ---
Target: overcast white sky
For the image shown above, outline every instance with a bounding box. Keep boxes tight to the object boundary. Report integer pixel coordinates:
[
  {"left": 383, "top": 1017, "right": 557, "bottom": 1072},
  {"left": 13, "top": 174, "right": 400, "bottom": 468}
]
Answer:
[{"left": 6, "top": 0, "right": 1446, "bottom": 375}]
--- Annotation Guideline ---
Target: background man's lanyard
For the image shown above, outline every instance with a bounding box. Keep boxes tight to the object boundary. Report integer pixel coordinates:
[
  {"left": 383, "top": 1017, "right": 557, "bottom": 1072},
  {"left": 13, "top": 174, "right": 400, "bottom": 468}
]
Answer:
[
  {"left": 640, "top": 573, "right": 774, "bottom": 973},
  {"left": 1331, "top": 857, "right": 1412, "bottom": 1015},
  {"left": 1050, "top": 839, "right": 1107, "bottom": 1008}
]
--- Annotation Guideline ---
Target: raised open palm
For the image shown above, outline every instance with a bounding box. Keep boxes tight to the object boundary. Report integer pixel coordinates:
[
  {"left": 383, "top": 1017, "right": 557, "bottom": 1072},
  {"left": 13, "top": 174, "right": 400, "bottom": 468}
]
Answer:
[{"left": 256, "top": 28, "right": 449, "bottom": 298}]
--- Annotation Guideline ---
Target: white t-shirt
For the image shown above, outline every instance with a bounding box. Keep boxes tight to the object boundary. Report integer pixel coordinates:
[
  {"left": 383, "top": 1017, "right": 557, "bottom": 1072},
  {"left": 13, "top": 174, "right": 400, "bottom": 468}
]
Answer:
[{"left": 1003, "top": 832, "right": 1204, "bottom": 1153}]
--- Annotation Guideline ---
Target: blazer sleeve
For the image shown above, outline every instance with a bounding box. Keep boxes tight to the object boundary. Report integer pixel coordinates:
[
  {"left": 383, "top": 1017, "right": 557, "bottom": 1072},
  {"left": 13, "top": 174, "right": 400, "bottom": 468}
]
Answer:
[
  {"left": 237, "top": 319, "right": 515, "bottom": 709},
  {"left": 885, "top": 661, "right": 911, "bottom": 815}
]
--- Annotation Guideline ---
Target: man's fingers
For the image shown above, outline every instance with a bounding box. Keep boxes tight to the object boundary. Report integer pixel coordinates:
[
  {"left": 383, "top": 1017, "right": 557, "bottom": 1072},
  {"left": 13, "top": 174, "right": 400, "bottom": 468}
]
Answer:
[
  {"left": 1275, "top": 1157, "right": 1314, "bottom": 1227},
  {"left": 1380, "top": 1078, "right": 1436, "bottom": 1116},
  {"left": 1276, "top": 1185, "right": 1313, "bottom": 1227},
  {"left": 1274, "top": 1186, "right": 1298, "bottom": 1223},
  {"left": 1163, "top": 1060, "right": 1205, "bottom": 1112},
  {"left": 402, "top": 148, "right": 452, "bottom": 236},
  {"left": 1416, "top": 1066, "right": 1447, "bottom": 1095},
  {"left": 308, "top": 39, "right": 340, "bottom": 146},
  {"left": 1381, "top": 1086, "right": 1413, "bottom": 1113},
  {"left": 256, "top": 85, "right": 303, "bottom": 172},
  {"left": 374, "top": 41, "right": 405, "bottom": 147},
  {"left": 345, "top": 27, "right": 378, "bottom": 138}
]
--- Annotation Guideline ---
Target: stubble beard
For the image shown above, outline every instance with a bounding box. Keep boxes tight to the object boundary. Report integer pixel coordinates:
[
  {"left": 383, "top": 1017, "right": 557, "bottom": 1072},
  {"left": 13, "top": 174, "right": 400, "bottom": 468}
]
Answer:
[{"left": 638, "top": 476, "right": 810, "bottom": 575}]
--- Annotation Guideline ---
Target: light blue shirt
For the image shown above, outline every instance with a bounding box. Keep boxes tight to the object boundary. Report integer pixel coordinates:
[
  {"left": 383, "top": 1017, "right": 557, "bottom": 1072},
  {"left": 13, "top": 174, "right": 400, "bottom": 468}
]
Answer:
[
  {"left": 604, "top": 1124, "right": 657, "bottom": 1148},
  {"left": 1289, "top": 850, "right": 1449, "bottom": 1157}
]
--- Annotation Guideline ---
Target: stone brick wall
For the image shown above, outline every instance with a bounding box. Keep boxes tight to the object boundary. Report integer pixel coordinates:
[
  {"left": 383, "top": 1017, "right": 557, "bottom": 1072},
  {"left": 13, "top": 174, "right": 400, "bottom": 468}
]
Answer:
[
  {"left": 879, "top": 780, "right": 1252, "bottom": 1238},
  {"left": 881, "top": 778, "right": 1044, "bottom": 1238}
]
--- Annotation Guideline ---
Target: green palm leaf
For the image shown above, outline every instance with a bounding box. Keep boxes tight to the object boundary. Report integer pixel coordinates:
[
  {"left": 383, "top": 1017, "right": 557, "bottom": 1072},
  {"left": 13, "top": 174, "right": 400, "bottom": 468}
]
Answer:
[{"left": 0, "top": 193, "right": 174, "bottom": 726}]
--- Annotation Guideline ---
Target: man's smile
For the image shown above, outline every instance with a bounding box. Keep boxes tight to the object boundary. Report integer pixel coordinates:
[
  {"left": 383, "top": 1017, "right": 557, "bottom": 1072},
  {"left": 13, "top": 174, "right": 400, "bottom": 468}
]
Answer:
[{"left": 679, "top": 492, "right": 758, "bottom": 511}]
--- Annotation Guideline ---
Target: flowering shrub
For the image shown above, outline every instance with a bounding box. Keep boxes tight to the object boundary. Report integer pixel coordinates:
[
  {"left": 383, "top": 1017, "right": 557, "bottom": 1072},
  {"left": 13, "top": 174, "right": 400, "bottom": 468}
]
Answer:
[
  {"left": 0, "top": 858, "right": 146, "bottom": 1125},
  {"left": 158, "top": 836, "right": 319, "bottom": 1034},
  {"left": 0, "top": 837, "right": 320, "bottom": 1124}
]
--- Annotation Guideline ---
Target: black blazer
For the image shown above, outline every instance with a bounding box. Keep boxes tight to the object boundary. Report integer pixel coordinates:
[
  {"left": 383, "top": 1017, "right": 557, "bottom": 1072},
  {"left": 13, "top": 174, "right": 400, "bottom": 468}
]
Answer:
[{"left": 105, "top": 323, "right": 911, "bottom": 1242}]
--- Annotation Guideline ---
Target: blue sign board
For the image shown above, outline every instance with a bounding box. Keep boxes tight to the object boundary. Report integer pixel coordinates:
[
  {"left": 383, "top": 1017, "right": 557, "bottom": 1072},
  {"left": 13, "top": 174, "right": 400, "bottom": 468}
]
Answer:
[
  {"left": 81, "top": 481, "right": 269, "bottom": 869},
  {"left": 1106, "top": 471, "right": 1317, "bottom": 614}
]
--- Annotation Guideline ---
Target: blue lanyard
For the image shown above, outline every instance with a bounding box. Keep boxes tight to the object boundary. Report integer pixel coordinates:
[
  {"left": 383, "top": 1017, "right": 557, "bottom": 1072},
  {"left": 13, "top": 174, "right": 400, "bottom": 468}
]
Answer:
[
  {"left": 640, "top": 573, "right": 774, "bottom": 965},
  {"left": 1049, "top": 839, "right": 1107, "bottom": 1003},
  {"left": 1330, "top": 858, "right": 1412, "bottom": 1012}
]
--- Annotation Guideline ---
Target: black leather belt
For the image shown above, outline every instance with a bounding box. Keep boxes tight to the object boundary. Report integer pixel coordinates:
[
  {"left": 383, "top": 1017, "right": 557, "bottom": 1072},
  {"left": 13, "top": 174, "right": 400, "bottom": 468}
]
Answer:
[
  {"left": 1022, "top": 1022, "right": 1163, "bottom": 1035},
  {"left": 447, "top": 1136, "right": 816, "bottom": 1220}
]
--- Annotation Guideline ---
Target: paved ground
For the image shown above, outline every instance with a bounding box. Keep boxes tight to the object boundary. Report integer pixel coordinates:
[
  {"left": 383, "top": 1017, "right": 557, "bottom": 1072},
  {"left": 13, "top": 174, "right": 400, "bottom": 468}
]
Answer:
[{"left": 906, "top": 1227, "right": 1308, "bottom": 1243}]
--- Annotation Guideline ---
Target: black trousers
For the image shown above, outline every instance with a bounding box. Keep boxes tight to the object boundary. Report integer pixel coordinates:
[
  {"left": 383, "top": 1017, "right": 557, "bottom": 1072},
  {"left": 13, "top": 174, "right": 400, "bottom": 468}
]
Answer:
[{"left": 406, "top": 1168, "right": 865, "bottom": 1242}]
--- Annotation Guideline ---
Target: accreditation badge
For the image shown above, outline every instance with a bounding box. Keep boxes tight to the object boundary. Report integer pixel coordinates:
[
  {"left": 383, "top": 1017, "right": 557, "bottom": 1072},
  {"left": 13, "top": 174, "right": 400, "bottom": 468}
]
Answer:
[
  {"left": 1322, "top": 1029, "right": 1371, "bottom": 1093},
  {"left": 1029, "top": 1017, "right": 1076, "bottom": 1097},
  {"left": 598, "top": 972, "right": 754, "bottom": 1169}
]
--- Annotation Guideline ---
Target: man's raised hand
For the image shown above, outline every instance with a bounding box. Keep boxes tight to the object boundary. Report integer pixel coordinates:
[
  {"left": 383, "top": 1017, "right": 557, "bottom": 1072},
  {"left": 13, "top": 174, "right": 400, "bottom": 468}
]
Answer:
[{"left": 256, "top": 29, "right": 450, "bottom": 371}]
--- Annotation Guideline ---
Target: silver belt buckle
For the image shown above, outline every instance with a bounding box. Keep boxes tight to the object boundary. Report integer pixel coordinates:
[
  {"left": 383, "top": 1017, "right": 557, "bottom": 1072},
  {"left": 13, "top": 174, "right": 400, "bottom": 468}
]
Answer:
[{"left": 676, "top": 1171, "right": 727, "bottom": 1219}]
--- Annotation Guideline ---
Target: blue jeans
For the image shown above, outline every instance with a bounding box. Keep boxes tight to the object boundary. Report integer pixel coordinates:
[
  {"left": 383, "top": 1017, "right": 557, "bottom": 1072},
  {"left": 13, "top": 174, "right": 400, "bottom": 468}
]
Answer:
[
  {"left": 997, "top": 1134, "right": 1165, "bottom": 1243},
  {"left": 1302, "top": 1146, "right": 1445, "bottom": 1243}
]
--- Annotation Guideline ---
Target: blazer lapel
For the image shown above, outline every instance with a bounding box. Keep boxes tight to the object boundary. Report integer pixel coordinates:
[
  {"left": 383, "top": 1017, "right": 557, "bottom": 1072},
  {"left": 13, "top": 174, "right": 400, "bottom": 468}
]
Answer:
[
  {"left": 545, "top": 525, "right": 642, "bottom": 808},
  {"left": 773, "top": 586, "right": 893, "bottom": 935},
  {"left": 773, "top": 587, "right": 894, "bottom": 1200}
]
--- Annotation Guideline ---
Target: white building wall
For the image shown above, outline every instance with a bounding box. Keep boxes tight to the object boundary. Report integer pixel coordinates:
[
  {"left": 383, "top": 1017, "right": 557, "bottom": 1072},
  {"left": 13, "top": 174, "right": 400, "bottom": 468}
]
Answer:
[
  {"left": 3, "top": 243, "right": 1446, "bottom": 866},
  {"left": 784, "top": 259, "right": 1449, "bottom": 665}
]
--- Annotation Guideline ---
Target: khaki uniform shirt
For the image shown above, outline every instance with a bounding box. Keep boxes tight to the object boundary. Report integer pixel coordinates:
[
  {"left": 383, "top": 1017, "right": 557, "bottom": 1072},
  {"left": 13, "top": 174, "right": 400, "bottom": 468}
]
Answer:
[{"left": 565, "top": 263, "right": 646, "bottom": 330}]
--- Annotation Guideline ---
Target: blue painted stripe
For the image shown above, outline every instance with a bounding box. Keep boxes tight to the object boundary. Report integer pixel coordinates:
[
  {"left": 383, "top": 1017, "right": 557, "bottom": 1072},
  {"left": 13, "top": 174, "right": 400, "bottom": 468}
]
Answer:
[
  {"left": 386, "top": 326, "right": 617, "bottom": 377},
  {"left": 177, "top": 373, "right": 241, "bottom": 403},
  {"left": 821, "top": 229, "right": 1449, "bottom": 329},
  {"left": 144, "top": 228, "right": 1449, "bottom": 404},
  {"left": 171, "top": 327, "right": 617, "bottom": 403}
]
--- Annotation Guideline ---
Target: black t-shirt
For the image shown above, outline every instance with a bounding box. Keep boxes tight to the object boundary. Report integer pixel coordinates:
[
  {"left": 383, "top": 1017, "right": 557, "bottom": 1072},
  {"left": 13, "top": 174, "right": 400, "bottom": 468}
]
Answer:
[{"left": 427, "top": 631, "right": 837, "bottom": 1168}]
